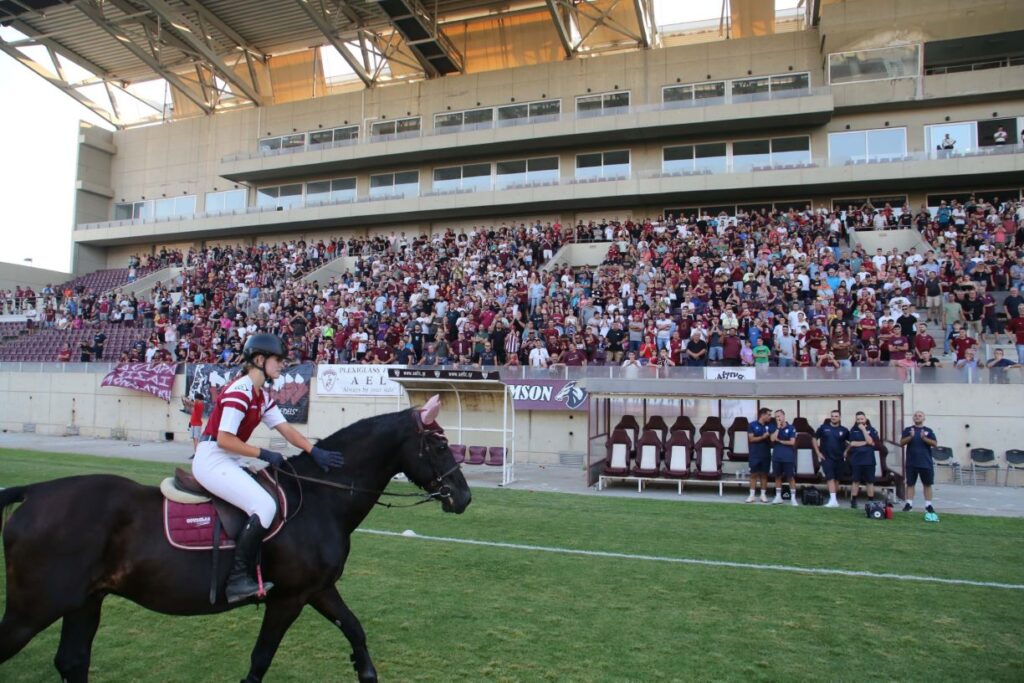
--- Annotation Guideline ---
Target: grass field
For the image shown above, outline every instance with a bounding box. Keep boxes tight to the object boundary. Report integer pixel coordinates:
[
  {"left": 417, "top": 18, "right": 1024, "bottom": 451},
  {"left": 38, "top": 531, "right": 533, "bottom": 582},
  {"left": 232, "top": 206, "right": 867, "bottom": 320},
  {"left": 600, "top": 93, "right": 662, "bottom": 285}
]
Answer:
[{"left": 1, "top": 448, "right": 1022, "bottom": 682}]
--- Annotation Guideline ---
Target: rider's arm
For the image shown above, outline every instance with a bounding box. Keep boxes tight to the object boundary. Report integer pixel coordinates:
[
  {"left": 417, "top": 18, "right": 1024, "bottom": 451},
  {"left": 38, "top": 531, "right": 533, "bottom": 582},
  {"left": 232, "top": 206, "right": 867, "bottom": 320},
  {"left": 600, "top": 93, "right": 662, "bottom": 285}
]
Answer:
[
  {"left": 216, "top": 431, "right": 262, "bottom": 458},
  {"left": 274, "top": 421, "right": 314, "bottom": 453}
]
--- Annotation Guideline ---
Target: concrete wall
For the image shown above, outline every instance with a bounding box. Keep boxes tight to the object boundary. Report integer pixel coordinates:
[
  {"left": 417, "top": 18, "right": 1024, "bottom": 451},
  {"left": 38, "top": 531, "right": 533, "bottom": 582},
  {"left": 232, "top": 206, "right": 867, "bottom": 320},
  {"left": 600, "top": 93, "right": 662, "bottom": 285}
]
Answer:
[
  {"left": 1, "top": 366, "right": 1021, "bottom": 471},
  {"left": 0, "top": 262, "right": 71, "bottom": 291}
]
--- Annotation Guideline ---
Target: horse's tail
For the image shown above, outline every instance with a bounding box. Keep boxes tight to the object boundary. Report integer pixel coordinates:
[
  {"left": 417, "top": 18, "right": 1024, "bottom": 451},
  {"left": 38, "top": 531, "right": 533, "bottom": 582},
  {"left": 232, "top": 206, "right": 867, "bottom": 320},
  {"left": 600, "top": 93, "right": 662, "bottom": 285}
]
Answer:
[{"left": 0, "top": 486, "right": 28, "bottom": 534}]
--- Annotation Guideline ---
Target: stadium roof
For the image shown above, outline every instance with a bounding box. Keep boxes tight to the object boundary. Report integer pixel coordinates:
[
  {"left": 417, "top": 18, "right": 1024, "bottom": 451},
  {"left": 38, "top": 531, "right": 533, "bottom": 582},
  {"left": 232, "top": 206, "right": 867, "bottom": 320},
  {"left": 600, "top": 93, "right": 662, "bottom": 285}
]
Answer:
[{"left": 0, "top": 0, "right": 808, "bottom": 128}]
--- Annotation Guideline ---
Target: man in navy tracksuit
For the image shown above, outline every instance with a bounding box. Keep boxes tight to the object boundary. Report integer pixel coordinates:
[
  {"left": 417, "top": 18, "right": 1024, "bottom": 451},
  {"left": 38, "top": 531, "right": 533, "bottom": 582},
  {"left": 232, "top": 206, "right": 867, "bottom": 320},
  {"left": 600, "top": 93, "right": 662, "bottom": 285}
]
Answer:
[
  {"left": 770, "top": 409, "right": 799, "bottom": 506},
  {"left": 814, "top": 410, "right": 850, "bottom": 508},
  {"left": 900, "top": 410, "right": 938, "bottom": 514},
  {"left": 846, "top": 411, "right": 880, "bottom": 508},
  {"left": 746, "top": 407, "right": 773, "bottom": 503}
]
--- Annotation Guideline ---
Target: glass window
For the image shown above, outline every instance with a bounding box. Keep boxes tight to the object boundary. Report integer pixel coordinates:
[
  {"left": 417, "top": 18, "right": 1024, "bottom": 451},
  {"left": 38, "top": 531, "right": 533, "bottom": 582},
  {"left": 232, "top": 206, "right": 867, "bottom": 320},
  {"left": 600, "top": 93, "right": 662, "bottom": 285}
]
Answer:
[
  {"left": 281, "top": 134, "right": 305, "bottom": 150},
  {"left": 371, "top": 171, "right": 418, "bottom": 199},
  {"left": 731, "top": 77, "right": 770, "bottom": 102},
  {"left": 663, "top": 84, "right": 693, "bottom": 104},
  {"left": 435, "top": 112, "right": 463, "bottom": 129},
  {"left": 866, "top": 128, "right": 907, "bottom": 161},
  {"left": 576, "top": 95, "right": 603, "bottom": 116},
  {"left": 663, "top": 145, "right": 695, "bottom": 174},
  {"left": 370, "top": 117, "right": 420, "bottom": 139},
  {"left": 396, "top": 118, "right": 420, "bottom": 135},
  {"left": 154, "top": 195, "right": 196, "bottom": 219},
  {"left": 205, "top": 189, "right": 246, "bottom": 214},
  {"left": 256, "top": 185, "right": 301, "bottom": 210},
  {"left": 256, "top": 186, "right": 279, "bottom": 209},
  {"left": 576, "top": 92, "right": 628, "bottom": 117},
  {"left": 693, "top": 81, "right": 726, "bottom": 101},
  {"left": 432, "top": 166, "right": 462, "bottom": 193},
  {"left": 306, "top": 180, "right": 331, "bottom": 204},
  {"left": 496, "top": 104, "right": 528, "bottom": 125},
  {"left": 829, "top": 45, "right": 920, "bottom": 84},
  {"left": 113, "top": 203, "right": 134, "bottom": 220},
  {"left": 576, "top": 151, "right": 628, "bottom": 179},
  {"left": 771, "top": 136, "right": 811, "bottom": 166},
  {"left": 977, "top": 118, "right": 1018, "bottom": 147},
  {"left": 926, "top": 121, "right": 977, "bottom": 155},
  {"left": 463, "top": 108, "right": 493, "bottom": 129},
  {"left": 258, "top": 137, "right": 281, "bottom": 153},
  {"left": 828, "top": 131, "right": 867, "bottom": 165},
  {"left": 463, "top": 163, "right": 492, "bottom": 192},
  {"left": 770, "top": 73, "right": 810, "bottom": 93},
  {"left": 306, "top": 178, "right": 355, "bottom": 205},
  {"left": 496, "top": 160, "right": 527, "bottom": 189},
  {"left": 575, "top": 152, "right": 602, "bottom": 180},
  {"left": 603, "top": 150, "right": 630, "bottom": 178},
  {"left": 527, "top": 156, "right": 559, "bottom": 184},
  {"left": 604, "top": 92, "right": 629, "bottom": 111},
  {"left": 309, "top": 130, "right": 333, "bottom": 146},
  {"left": 732, "top": 139, "right": 771, "bottom": 171},
  {"left": 529, "top": 100, "right": 560, "bottom": 120},
  {"left": 694, "top": 142, "right": 727, "bottom": 173}
]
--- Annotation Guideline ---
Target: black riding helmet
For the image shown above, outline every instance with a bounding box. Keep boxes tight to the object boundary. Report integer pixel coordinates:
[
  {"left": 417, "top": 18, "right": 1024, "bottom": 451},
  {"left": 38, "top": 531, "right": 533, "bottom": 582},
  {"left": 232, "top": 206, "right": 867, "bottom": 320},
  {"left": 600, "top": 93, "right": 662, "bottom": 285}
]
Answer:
[{"left": 242, "top": 333, "right": 286, "bottom": 364}]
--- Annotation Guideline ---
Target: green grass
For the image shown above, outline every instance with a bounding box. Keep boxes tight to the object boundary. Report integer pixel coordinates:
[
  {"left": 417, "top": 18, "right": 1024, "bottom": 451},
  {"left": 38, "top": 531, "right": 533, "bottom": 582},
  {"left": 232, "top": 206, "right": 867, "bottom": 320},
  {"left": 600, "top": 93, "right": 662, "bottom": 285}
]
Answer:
[{"left": 1, "top": 448, "right": 1023, "bottom": 682}]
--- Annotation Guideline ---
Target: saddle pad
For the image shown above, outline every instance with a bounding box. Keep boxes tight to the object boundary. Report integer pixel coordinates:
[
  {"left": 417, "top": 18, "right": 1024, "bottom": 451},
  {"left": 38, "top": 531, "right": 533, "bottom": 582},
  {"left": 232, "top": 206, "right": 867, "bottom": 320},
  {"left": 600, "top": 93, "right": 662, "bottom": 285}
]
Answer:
[{"left": 163, "top": 500, "right": 236, "bottom": 551}]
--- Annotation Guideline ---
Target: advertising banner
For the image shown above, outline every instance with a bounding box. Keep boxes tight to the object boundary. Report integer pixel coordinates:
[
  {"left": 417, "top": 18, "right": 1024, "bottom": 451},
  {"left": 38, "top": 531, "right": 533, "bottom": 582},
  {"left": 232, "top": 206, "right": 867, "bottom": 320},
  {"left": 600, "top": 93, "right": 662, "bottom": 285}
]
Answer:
[
  {"left": 505, "top": 379, "right": 589, "bottom": 411},
  {"left": 316, "top": 364, "right": 403, "bottom": 397},
  {"left": 185, "top": 362, "right": 313, "bottom": 423},
  {"left": 703, "top": 367, "right": 756, "bottom": 381}
]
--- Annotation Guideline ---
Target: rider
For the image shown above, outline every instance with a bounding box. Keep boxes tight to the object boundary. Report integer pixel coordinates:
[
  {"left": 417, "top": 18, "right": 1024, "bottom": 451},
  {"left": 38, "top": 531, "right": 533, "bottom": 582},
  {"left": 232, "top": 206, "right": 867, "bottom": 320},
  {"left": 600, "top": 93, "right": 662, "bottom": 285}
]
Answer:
[{"left": 192, "top": 333, "right": 344, "bottom": 603}]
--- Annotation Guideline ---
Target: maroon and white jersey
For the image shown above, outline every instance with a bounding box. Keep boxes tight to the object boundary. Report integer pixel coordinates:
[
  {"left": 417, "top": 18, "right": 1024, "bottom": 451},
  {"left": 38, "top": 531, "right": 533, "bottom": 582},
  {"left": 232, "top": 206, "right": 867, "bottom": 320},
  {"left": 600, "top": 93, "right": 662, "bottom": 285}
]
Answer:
[{"left": 203, "top": 375, "right": 286, "bottom": 442}]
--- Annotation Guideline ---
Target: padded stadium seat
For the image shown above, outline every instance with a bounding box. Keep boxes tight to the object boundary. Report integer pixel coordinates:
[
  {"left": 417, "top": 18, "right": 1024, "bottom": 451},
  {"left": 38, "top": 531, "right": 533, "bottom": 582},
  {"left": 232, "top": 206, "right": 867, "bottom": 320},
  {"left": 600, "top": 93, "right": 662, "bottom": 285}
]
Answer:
[
  {"left": 792, "top": 417, "right": 814, "bottom": 434},
  {"left": 699, "top": 416, "right": 725, "bottom": 442},
  {"left": 969, "top": 448, "right": 998, "bottom": 485},
  {"left": 643, "top": 415, "right": 669, "bottom": 444},
  {"left": 669, "top": 415, "right": 696, "bottom": 443},
  {"left": 634, "top": 430, "right": 663, "bottom": 477},
  {"left": 663, "top": 431, "right": 692, "bottom": 479},
  {"left": 486, "top": 447, "right": 505, "bottom": 467},
  {"left": 613, "top": 415, "right": 640, "bottom": 453},
  {"left": 693, "top": 432, "right": 724, "bottom": 480},
  {"left": 794, "top": 433, "right": 821, "bottom": 483},
  {"left": 603, "top": 429, "right": 632, "bottom": 476},
  {"left": 448, "top": 444, "right": 466, "bottom": 465},
  {"left": 466, "top": 446, "right": 487, "bottom": 466},
  {"left": 726, "top": 417, "right": 750, "bottom": 461}
]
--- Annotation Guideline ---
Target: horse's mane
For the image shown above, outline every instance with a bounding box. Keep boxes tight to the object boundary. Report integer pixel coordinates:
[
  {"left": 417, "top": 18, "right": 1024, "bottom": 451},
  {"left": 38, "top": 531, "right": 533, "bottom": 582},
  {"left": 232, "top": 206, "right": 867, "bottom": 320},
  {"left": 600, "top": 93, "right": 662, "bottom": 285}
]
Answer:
[{"left": 314, "top": 408, "right": 415, "bottom": 455}]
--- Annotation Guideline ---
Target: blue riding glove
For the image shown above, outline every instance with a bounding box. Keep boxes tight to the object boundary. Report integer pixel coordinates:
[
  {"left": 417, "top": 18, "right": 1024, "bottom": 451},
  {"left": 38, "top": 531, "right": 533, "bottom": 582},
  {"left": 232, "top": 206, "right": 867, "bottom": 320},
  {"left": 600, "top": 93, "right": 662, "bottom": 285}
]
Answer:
[
  {"left": 258, "top": 448, "right": 286, "bottom": 468},
  {"left": 310, "top": 445, "right": 344, "bottom": 472}
]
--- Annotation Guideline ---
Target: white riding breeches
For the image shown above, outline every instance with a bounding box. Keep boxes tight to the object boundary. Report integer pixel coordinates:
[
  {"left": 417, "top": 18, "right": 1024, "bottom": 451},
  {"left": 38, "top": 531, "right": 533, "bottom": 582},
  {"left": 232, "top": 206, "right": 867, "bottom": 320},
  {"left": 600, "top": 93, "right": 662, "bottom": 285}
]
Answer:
[{"left": 192, "top": 442, "right": 277, "bottom": 528}]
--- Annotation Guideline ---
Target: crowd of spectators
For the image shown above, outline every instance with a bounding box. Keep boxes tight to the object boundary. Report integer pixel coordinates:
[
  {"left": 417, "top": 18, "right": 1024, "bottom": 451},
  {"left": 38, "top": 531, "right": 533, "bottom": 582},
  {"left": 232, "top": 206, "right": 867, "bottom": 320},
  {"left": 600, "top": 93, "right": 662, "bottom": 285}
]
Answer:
[{"left": 4, "top": 196, "right": 1024, "bottom": 370}]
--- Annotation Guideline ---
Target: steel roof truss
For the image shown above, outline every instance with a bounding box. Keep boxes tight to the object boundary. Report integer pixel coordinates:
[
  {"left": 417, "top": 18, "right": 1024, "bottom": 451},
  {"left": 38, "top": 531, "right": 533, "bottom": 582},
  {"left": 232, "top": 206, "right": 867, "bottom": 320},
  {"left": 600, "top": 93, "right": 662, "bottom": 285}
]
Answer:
[{"left": 295, "top": 0, "right": 374, "bottom": 87}]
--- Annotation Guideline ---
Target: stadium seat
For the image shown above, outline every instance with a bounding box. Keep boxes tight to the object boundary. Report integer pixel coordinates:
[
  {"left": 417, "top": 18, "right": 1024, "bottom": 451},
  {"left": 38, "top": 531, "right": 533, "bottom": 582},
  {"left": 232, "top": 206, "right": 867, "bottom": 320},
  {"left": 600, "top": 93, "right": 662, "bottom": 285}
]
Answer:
[
  {"left": 726, "top": 417, "right": 750, "bottom": 461},
  {"left": 699, "top": 416, "right": 725, "bottom": 442},
  {"left": 933, "top": 446, "right": 954, "bottom": 483},
  {"left": 643, "top": 415, "right": 669, "bottom": 444},
  {"left": 794, "top": 433, "right": 821, "bottom": 483},
  {"left": 969, "top": 448, "right": 998, "bottom": 485},
  {"left": 466, "top": 446, "right": 487, "bottom": 466},
  {"left": 634, "top": 430, "right": 663, "bottom": 477},
  {"left": 613, "top": 415, "right": 640, "bottom": 454},
  {"left": 669, "top": 416, "right": 696, "bottom": 443},
  {"left": 663, "top": 431, "right": 692, "bottom": 479},
  {"left": 449, "top": 444, "right": 466, "bottom": 465},
  {"left": 486, "top": 447, "right": 506, "bottom": 467},
  {"left": 603, "top": 429, "right": 632, "bottom": 476},
  {"left": 1004, "top": 450, "right": 1024, "bottom": 486},
  {"left": 693, "top": 432, "right": 724, "bottom": 480}
]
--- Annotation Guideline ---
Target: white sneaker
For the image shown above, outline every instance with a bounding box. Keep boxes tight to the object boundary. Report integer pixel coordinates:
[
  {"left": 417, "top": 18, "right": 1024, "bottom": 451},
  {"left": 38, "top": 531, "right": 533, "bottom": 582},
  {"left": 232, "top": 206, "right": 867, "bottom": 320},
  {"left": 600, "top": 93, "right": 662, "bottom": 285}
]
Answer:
[
  {"left": 771, "top": 496, "right": 782, "bottom": 505},
  {"left": 745, "top": 494, "right": 756, "bottom": 503},
  {"left": 760, "top": 493, "right": 768, "bottom": 503},
  {"left": 824, "top": 500, "right": 840, "bottom": 508},
  {"left": 791, "top": 498, "right": 799, "bottom": 506}
]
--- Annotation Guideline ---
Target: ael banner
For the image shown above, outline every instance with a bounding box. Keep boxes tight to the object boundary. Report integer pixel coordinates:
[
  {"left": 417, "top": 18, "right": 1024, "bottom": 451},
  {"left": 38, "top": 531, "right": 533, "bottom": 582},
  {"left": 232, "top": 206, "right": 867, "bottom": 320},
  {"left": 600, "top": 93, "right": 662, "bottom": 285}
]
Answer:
[
  {"left": 317, "top": 364, "right": 402, "bottom": 397},
  {"left": 185, "top": 363, "right": 313, "bottom": 424},
  {"left": 101, "top": 363, "right": 176, "bottom": 402},
  {"left": 505, "top": 379, "right": 589, "bottom": 411}
]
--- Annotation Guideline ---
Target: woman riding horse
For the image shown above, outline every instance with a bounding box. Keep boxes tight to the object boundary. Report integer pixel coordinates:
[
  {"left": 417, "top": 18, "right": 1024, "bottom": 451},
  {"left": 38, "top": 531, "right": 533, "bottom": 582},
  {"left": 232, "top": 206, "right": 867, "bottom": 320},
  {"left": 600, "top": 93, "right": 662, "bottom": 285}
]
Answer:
[{"left": 192, "top": 332, "right": 344, "bottom": 602}]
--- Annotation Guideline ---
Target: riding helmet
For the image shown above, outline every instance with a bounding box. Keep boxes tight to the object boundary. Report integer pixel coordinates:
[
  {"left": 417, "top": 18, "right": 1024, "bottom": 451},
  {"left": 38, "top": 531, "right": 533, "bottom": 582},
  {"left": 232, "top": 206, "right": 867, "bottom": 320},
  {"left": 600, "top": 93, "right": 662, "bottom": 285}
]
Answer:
[{"left": 242, "top": 334, "right": 286, "bottom": 363}]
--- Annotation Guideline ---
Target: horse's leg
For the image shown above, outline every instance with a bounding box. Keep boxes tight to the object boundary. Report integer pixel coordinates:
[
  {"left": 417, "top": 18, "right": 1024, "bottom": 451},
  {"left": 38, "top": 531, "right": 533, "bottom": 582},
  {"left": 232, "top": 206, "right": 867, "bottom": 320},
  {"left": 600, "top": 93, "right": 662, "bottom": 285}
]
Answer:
[
  {"left": 53, "top": 595, "right": 104, "bottom": 683},
  {"left": 0, "top": 609, "right": 53, "bottom": 664},
  {"left": 241, "top": 598, "right": 304, "bottom": 683},
  {"left": 309, "top": 586, "right": 377, "bottom": 683}
]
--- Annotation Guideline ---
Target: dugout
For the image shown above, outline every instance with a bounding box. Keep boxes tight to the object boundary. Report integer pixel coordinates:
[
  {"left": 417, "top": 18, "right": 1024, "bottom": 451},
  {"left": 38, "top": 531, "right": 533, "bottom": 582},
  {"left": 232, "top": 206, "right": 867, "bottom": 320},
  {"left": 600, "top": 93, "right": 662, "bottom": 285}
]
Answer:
[
  {"left": 579, "top": 367, "right": 906, "bottom": 497},
  {"left": 387, "top": 368, "right": 516, "bottom": 486}
]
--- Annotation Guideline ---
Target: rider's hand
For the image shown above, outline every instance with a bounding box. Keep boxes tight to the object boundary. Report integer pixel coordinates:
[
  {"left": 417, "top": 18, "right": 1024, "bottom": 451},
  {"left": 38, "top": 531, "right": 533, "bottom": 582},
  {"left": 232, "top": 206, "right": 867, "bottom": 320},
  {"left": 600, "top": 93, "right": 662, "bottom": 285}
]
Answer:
[
  {"left": 310, "top": 445, "right": 344, "bottom": 472},
  {"left": 258, "top": 448, "right": 286, "bottom": 468}
]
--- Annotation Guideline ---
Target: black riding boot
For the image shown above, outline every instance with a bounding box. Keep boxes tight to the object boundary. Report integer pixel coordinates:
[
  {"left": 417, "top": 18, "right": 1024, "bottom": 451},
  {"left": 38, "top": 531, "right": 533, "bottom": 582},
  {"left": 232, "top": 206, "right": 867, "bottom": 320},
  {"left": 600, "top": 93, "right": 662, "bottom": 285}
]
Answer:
[{"left": 225, "top": 514, "right": 274, "bottom": 604}]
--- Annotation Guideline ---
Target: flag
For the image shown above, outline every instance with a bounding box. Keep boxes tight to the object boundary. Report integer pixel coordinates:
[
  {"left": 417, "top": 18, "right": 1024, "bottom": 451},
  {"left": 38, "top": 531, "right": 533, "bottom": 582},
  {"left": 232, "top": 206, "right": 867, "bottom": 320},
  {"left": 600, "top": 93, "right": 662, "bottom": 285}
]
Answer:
[{"left": 101, "top": 363, "right": 177, "bottom": 402}]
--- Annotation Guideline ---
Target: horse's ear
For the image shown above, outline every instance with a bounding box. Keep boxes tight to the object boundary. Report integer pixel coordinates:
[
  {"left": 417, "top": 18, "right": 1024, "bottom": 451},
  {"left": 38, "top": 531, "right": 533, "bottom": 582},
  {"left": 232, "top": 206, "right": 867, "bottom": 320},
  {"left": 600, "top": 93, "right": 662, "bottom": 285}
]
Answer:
[{"left": 420, "top": 394, "right": 441, "bottom": 425}]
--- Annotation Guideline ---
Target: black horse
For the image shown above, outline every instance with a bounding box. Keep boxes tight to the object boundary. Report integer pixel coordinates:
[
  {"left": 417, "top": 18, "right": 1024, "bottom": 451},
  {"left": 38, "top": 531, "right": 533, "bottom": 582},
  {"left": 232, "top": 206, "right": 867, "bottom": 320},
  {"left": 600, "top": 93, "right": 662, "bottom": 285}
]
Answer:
[{"left": 0, "top": 397, "right": 470, "bottom": 682}]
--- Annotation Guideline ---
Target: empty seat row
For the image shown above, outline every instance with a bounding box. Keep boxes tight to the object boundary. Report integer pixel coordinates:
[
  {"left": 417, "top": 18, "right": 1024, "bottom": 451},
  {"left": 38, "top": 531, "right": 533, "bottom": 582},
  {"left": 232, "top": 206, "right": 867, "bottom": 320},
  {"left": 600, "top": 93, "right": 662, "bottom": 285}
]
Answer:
[{"left": 449, "top": 444, "right": 505, "bottom": 467}]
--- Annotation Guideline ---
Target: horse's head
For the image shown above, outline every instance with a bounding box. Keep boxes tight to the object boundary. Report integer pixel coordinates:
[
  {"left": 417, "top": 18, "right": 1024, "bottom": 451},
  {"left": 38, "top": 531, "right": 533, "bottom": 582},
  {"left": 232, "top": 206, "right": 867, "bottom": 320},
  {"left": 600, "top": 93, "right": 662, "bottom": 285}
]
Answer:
[{"left": 402, "top": 395, "right": 471, "bottom": 514}]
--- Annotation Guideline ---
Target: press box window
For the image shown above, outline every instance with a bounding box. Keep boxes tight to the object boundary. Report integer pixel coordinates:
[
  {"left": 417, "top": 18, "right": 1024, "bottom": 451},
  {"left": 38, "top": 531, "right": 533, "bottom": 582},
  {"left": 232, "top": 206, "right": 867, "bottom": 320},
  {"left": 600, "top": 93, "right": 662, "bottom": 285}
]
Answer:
[
  {"left": 369, "top": 117, "right": 421, "bottom": 139},
  {"left": 575, "top": 150, "right": 629, "bottom": 180},
  {"left": 369, "top": 171, "right": 419, "bottom": 199},
  {"left": 204, "top": 189, "right": 247, "bottom": 215},
  {"left": 496, "top": 157, "right": 559, "bottom": 189},
  {"left": 154, "top": 195, "right": 196, "bottom": 219},
  {"left": 433, "top": 163, "right": 492, "bottom": 192},
  {"left": 256, "top": 184, "right": 303, "bottom": 210},
  {"left": 308, "top": 126, "right": 359, "bottom": 147},
  {"left": 576, "top": 91, "right": 630, "bottom": 117},
  {"left": 306, "top": 178, "right": 356, "bottom": 205}
]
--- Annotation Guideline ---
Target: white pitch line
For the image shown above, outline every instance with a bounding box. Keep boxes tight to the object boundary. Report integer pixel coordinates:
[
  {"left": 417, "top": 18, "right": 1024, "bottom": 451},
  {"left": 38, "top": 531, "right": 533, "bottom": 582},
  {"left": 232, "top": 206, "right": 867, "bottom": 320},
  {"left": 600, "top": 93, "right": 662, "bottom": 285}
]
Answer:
[{"left": 357, "top": 529, "right": 1024, "bottom": 591}]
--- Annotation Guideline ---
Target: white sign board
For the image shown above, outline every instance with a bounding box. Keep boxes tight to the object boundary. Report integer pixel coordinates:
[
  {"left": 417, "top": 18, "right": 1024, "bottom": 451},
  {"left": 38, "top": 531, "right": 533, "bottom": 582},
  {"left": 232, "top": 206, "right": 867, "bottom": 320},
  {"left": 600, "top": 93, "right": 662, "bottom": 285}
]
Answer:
[
  {"left": 703, "top": 367, "right": 756, "bottom": 381},
  {"left": 317, "top": 364, "right": 402, "bottom": 397}
]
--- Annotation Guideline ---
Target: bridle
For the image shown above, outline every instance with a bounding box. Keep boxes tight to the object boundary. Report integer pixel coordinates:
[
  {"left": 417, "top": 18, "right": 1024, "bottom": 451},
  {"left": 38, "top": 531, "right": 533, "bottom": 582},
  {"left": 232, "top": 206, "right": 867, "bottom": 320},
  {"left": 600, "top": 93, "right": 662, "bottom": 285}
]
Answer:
[{"left": 274, "top": 408, "right": 463, "bottom": 511}]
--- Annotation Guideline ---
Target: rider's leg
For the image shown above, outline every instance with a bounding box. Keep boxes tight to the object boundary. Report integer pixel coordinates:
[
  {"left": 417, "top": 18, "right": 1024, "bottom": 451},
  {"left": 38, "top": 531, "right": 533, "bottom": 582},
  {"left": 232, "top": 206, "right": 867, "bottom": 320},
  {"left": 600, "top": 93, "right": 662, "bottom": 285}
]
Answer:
[{"left": 226, "top": 514, "right": 275, "bottom": 604}]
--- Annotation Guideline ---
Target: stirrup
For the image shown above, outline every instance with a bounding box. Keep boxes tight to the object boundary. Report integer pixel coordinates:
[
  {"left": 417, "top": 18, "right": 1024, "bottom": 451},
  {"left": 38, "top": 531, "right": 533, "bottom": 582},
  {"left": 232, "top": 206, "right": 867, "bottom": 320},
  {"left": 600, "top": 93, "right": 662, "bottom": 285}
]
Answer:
[{"left": 226, "top": 575, "right": 274, "bottom": 603}]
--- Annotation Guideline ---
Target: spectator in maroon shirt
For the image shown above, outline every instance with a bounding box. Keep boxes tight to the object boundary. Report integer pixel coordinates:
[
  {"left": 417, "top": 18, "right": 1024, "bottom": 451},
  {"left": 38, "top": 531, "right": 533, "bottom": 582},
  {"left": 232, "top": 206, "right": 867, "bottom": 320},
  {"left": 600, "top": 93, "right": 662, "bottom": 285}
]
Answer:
[
  {"left": 950, "top": 329, "right": 978, "bottom": 361},
  {"left": 912, "top": 323, "right": 936, "bottom": 360},
  {"left": 722, "top": 329, "right": 742, "bottom": 366}
]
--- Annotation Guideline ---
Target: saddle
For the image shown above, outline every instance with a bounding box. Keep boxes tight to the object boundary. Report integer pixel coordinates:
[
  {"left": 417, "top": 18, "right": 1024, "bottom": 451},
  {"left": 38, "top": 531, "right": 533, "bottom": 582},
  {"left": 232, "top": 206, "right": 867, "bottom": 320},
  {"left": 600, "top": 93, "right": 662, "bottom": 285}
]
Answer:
[{"left": 160, "top": 467, "right": 287, "bottom": 551}]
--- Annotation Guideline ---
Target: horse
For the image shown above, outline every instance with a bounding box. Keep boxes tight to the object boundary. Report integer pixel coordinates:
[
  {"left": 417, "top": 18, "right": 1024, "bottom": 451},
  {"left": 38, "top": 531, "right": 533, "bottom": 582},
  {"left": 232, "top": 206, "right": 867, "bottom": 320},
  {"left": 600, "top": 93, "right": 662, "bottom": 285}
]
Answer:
[{"left": 0, "top": 395, "right": 470, "bottom": 682}]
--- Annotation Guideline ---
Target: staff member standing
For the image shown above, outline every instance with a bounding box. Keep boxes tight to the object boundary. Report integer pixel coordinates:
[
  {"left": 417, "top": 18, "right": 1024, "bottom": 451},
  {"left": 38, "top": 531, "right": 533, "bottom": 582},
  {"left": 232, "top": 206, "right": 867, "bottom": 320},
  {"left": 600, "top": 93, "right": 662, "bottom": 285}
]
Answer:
[
  {"left": 845, "top": 411, "right": 879, "bottom": 509},
  {"left": 770, "top": 409, "right": 799, "bottom": 506},
  {"left": 900, "top": 411, "right": 938, "bottom": 515},
  {"left": 746, "top": 408, "right": 773, "bottom": 503},
  {"left": 814, "top": 410, "right": 850, "bottom": 508}
]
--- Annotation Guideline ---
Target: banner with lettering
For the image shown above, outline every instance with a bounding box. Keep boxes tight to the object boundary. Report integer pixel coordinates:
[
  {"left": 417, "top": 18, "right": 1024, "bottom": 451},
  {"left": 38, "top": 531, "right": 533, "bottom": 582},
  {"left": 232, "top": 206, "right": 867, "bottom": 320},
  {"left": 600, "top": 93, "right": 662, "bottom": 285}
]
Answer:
[
  {"left": 316, "top": 364, "right": 402, "bottom": 397},
  {"left": 505, "top": 379, "right": 589, "bottom": 411},
  {"left": 185, "top": 362, "right": 313, "bottom": 423}
]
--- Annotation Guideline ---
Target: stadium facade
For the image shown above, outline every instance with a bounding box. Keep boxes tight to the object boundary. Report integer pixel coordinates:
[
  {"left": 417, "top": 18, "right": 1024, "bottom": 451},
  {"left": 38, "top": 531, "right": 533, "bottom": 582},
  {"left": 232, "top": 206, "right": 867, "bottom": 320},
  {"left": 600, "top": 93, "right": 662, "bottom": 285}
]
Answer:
[{"left": 48, "top": 0, "right": 1024, "bottom": 273}]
